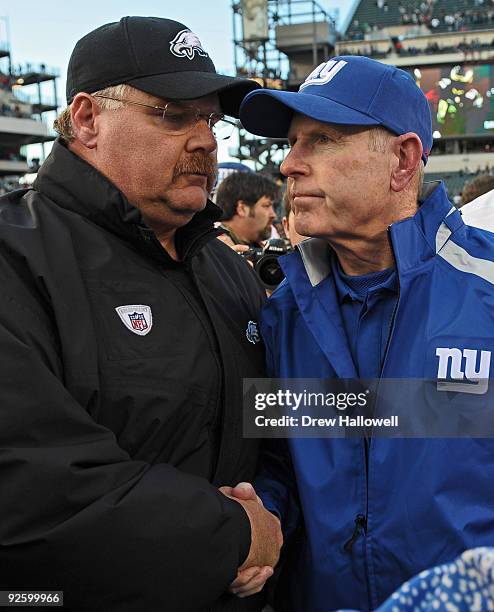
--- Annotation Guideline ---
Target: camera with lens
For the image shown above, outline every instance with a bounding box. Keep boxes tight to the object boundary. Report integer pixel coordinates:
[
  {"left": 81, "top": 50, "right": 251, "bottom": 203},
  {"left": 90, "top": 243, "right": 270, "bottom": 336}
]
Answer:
[{"left": 242, "top": 239, "right": 291, "bottom": 290}]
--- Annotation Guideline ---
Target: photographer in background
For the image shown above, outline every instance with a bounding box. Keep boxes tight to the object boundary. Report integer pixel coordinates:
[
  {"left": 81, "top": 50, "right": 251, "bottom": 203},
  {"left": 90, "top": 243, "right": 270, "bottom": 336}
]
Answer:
[
  {"left": 281, "top": 190, "right": 307, "bottom": 248},
  {"left": 216, "top": 172, "right": 279, "bottom": 249}
]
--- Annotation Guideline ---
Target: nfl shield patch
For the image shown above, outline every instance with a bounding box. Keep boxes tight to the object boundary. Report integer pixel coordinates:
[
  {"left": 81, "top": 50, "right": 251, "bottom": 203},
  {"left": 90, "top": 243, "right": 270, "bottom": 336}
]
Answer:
[{"left": 115, "top": 305, "right": 153, "bottom": 336}]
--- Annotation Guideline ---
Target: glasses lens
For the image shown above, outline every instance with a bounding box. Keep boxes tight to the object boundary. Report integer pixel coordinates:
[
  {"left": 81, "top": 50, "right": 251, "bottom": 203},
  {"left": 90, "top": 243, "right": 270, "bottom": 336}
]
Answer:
[
  {"left": 212, "top": 118, "right": 236, "bottom": 140},
  {"left": 161, "top": 106, "right": 197, "bottom": 134}
]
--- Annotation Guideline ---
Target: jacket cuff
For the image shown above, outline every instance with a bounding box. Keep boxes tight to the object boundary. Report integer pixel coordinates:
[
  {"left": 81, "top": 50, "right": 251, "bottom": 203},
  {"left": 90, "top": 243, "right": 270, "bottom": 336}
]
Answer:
[{"left": 224, "top": 496, "right": 252, "bottom": 567}]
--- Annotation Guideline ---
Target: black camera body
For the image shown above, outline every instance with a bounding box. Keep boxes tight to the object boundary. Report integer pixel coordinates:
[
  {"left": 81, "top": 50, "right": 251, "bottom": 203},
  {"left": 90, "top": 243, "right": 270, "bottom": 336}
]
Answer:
[{"left": 242, "top": 239, "right": 291, "bottom": 290}]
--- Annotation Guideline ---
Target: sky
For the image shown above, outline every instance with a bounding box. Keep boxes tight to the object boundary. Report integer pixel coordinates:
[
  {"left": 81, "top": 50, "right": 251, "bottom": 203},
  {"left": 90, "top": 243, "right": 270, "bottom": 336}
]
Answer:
[{"left": 2, "top": 0, "right": 356, "bottom": 162}]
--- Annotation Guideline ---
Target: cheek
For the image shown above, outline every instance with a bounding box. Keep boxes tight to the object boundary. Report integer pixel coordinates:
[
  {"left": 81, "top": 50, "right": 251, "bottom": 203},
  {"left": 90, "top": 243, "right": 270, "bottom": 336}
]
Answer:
[{"left": 336, "top": 158, "right": 358, "bottom": 179}]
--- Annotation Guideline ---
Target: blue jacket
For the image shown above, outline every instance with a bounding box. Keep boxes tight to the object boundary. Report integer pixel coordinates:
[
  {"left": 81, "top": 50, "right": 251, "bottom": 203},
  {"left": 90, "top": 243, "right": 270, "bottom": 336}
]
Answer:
[{"left": 257, "top": 182, "right": 494, "bottom": 611}]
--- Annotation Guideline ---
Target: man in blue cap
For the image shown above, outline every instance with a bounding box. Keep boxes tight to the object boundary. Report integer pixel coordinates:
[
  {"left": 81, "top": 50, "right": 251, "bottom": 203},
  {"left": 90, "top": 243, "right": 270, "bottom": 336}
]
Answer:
[{"left": 229, "top": 56, "right": 494, "bottom": 610}]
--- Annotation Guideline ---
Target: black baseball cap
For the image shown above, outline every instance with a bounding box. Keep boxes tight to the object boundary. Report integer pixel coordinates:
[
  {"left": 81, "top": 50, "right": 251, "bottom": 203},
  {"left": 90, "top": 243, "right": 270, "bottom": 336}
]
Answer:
[{"left": 66, "top": 16, "right": 260, "bottom": 117}]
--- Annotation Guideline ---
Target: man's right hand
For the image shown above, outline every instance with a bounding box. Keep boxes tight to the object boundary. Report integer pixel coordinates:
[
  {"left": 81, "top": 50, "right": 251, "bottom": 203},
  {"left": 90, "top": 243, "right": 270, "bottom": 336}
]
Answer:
[{"left": 220, "top": 482, "right": 282, "bottom": 571}]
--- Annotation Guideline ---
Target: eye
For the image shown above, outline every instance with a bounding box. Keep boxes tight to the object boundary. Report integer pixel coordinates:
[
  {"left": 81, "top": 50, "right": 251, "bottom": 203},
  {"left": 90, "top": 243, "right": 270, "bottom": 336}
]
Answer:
[
  {"left": 316, "top": 133, "right": 332, "bottom": 144},
  {"left": 163, "top": 111, "right": 188, "bottom": 124}
]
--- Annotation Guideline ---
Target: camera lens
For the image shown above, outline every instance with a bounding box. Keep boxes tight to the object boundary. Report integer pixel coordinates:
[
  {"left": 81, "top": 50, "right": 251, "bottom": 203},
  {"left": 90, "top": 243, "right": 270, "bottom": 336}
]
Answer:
[{"left": 257, "top": 256, "right": 285, "bottom": 289}]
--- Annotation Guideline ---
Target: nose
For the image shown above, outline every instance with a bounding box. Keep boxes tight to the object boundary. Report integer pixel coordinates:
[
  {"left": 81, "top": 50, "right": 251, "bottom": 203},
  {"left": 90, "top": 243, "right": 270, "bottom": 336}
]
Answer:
[
  {"left": 186, "top": 118, "right": 217, "bottom": 154},
  {"left": 268, "top": 206, "right": 276, "bottom": 221},
  {"left": 280, "top": 145, "right": 309, "bottom": 178}
]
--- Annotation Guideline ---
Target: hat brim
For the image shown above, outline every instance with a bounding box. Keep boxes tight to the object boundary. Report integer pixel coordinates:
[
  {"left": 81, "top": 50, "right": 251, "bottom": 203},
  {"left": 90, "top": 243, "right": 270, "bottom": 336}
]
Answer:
[
  {"left": 239, "top": 89, "right": 380, "bottom": 137},
  {"left": 126, "top": 71, "right": 260, "bottom": 118}
]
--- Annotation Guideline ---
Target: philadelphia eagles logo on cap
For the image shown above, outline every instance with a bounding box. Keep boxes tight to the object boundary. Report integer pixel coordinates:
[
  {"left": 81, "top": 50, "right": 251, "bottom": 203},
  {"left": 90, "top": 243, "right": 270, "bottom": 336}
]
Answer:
[{"left": 170, "top": 29, "right": 209, "bottom": 60}]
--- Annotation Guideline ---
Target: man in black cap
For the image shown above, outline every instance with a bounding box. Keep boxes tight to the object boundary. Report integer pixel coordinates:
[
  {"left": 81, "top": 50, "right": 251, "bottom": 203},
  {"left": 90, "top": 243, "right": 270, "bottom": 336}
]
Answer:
[{"left": 0, "top": 17, "right": 281, "bottom": 611}]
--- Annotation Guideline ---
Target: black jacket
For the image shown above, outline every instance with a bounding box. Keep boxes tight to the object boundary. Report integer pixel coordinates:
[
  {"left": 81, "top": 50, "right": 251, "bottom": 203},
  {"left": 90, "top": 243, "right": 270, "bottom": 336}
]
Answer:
[{"left": 0, "top": 141, "right": 267, "bottom": 611}]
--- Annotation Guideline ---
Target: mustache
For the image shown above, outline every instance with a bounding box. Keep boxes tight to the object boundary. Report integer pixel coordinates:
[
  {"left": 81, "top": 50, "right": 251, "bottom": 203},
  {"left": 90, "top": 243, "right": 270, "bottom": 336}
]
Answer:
[{"left": 174, "top": 155, "right": 217, "bottom": 191}]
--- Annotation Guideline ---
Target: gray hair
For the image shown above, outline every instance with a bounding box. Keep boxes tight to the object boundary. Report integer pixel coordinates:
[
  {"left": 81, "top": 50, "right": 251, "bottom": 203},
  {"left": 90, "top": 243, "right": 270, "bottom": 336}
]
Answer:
[
  {"left": 368, "top": 126, "right": 424, "bottom": 194},
  {"left": 53, "top": 83, "right": 135, "bottom": 142}
]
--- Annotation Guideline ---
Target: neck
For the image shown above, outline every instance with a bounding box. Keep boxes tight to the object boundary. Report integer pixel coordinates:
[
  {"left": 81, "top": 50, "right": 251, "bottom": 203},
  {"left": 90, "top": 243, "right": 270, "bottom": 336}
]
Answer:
[
  {"left": 222, "top": 219, "right": 251, "bottom": 245},
  {"left": 332, "top": 236, "right": 395, "bottom": 275},
  {"left": 152, "top": 226, "right": 179, "bottom": 261},
  {"left": 332, "top": 193, "right": 419, "bottom": 275}
]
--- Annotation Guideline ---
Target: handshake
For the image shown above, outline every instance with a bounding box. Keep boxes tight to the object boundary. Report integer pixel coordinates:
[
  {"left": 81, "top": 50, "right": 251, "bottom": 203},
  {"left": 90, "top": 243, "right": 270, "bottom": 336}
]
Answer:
[{"left": 220, "top": 482, "right": 283, "bottom": 598}]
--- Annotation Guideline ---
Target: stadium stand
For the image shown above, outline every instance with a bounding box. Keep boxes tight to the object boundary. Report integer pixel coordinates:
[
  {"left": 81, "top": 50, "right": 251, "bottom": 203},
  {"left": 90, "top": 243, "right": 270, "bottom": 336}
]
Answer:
[
  {"left": 345, "top": 0, "right": 494, "bottom": 41},
  {"left": 336, "top": 0, "right": 494, "bottom": 201},
  {"left": 0, "top": 30, "right": 58, "bottom": 182}
]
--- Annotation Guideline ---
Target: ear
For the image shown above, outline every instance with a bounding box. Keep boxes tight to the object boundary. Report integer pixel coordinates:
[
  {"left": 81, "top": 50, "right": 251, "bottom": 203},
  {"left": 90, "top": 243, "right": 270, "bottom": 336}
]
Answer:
[
  {"left": 70, "top": 93, "right": 102, "bottom": 149},
  {"left": 236, "top": 200, "right": 251, "bottom": 218},
  {"left": 282, "top": 216, "right": 290, "bottom": 236},
  {"left": 390, "top": 132, "right": 423, "bottom": 193}
]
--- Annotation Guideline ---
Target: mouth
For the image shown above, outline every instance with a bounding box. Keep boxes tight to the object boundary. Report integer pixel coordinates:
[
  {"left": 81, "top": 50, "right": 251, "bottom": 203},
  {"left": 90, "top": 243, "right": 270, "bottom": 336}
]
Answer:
[
  {"left": 292, "top": 191, "right": 324, "bottom": 198},
  {"left": 292, "top": 193, "right": 324, "bottom": 208},
  {"left": 181, "top": 173, "right": 210, "bottom": 188}
]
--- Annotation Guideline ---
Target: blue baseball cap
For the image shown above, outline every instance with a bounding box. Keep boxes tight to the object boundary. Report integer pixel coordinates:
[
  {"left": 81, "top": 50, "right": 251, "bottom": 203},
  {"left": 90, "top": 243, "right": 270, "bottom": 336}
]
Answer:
[{"left": 239, "top": 56, "right": 433, "bottom": 163}]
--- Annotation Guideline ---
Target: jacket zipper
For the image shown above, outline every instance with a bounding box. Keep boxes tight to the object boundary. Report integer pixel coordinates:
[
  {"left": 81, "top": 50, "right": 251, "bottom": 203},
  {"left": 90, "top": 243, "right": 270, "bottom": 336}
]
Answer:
[
  {"left": 358, "top": 228, "right": 402, "bottom": 608},
  {"left": 140, "top": 226, "right": 225, "bottom": 478},
  {"left": 344, "top": 228, "right": 401, "bottom": 561}
]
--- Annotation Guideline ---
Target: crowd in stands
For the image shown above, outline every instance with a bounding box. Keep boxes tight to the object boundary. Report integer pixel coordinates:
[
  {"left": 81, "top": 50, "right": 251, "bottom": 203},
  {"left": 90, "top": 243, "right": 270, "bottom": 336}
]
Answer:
[
  {"left": 0, "top": 102, "right": 31, "bottom": 119},
  {"left": 460, "top": 171, "right": 494, "bottom": 204},
  {"left": 339, "top": 36, "right": 494, "bottom": 58},
  {"left": 0, "top": 177, "right": 21, "bottom": 195},
  {"left": 417, "top": 7, "right": 494, "bottom": 32},
  {"left": 346, "top": 0, "right": 494, "bottom": 41},
  {"left": 399, "top": 36, "right": 492, "bottom": 55},
  {"left": 0, "top": 85, "right": 33, "bottom": 119},
  {"left": 430, "top": 165, "right": 494, "bottom": 204},
  {"left": 0, "top": 151, "right": 28, "bottom": 163},
  {"left": 0, "top": 72, "right": 9, "bottom": 90}
]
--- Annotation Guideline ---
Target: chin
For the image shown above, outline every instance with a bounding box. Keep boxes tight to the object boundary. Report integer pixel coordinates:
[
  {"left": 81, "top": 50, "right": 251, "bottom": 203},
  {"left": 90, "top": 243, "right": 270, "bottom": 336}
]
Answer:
[{"left": 182, "top": 187, "right": 210, "bottom": 209}]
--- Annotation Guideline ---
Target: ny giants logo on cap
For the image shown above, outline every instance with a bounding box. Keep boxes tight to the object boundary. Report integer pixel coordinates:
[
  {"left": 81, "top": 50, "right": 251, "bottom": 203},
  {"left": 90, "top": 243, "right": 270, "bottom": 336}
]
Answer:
[
  {"left": 299, "top": 59, "right": 348, "bottom": 91},
  {"left": 169, "top": 29, "right": 209, "bottom": 60}
]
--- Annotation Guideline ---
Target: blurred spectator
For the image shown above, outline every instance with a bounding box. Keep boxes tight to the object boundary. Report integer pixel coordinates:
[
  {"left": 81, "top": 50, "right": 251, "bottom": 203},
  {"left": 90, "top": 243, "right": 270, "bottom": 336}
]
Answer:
[
  {"left": 0, "top": 177, "right": 21, "bottom": 195},
  {"left": 461, "top": 186, "right": 494, "bottom": 231},
  {"left": 461, "top": 173, "right": 494, "bottom": 206},
  {"left": 375, "top": 548, "right": 494, "bottom": 611},
  {"left": 216, "top": 172, "right": 279, "bottom": 248},
  {"left": 281, "top": 190, "right": 307, "bottom": 247},
  {"left": 211, "top": 161, "right": 253, "bottom": 197}
]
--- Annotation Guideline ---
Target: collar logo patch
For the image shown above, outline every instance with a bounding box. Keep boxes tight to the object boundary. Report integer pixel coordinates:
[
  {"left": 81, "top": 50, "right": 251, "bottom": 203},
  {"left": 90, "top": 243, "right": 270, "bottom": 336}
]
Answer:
[
  {"left": 170, "top": 29, "right": 209, "bottom": 60},
  {"left": 115, "top": 305, "right": 153, "bottom": 336},
  {"left": 246, "top": 320, "right": 260, "bottom": 344}
]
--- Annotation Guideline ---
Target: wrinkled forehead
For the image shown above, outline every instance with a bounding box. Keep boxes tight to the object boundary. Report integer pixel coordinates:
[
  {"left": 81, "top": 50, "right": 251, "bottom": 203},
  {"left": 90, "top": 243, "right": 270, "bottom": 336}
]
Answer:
[{"left": 287, "top": 113, "right": 373, "bottom": 141}]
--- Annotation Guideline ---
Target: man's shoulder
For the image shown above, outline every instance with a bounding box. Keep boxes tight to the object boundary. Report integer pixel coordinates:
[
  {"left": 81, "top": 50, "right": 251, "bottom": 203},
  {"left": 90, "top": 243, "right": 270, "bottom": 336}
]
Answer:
[
  {"left": 201, "top": 237, "right": 266, "bottom": 297},
  {"left": 460, "top": 190, "right": 494, "bottom": 232},
  {"left": 460, "top": 221, "right": 494, "bottom": 261},
  {"left": 205, "top": 235, "right": 251, "bottom": 267},
  {"left": 0, "top": 188, "right": 39, "bottom": 230}
]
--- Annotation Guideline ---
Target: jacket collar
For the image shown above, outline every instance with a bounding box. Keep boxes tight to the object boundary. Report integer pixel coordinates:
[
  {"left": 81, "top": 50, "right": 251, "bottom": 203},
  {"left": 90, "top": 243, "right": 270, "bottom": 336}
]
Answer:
[
  {"left": 389, "top": 180, "right": 462, "bottom": 275},
  {"left": 276, "top": 181, "right": 461, "bottom": 377},
  {"left": 33, "top": 139, "right": 222, "bottom": 258},
  {"left": 291, "top": 181, "right": 461, "bottom": 287}
]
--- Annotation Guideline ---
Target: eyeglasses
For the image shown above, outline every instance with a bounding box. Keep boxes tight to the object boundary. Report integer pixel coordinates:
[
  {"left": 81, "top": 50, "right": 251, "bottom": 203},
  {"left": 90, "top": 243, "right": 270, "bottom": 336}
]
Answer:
[{"left": 93, "top": 95, "right": 237, "bottom": 140}]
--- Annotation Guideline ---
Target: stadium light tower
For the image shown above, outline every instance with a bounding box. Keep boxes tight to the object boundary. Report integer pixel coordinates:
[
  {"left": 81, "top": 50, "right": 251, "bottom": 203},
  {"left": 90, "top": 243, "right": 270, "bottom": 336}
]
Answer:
[{"left": 231, "top": 0, "right": 337, "bottom": 174}]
